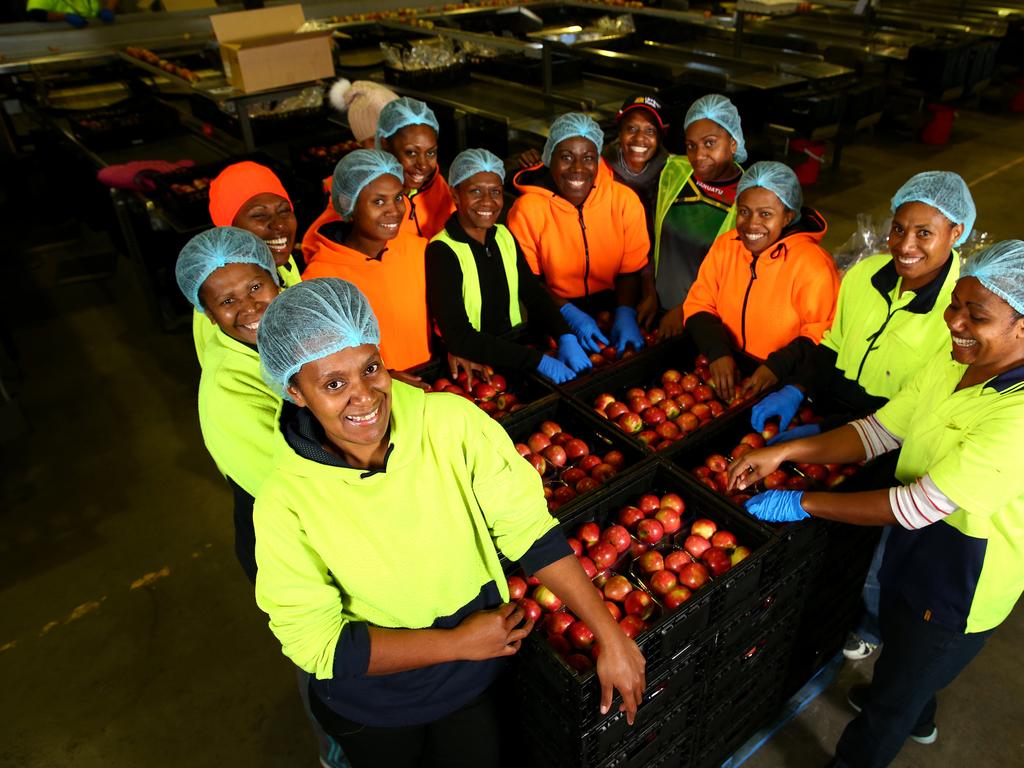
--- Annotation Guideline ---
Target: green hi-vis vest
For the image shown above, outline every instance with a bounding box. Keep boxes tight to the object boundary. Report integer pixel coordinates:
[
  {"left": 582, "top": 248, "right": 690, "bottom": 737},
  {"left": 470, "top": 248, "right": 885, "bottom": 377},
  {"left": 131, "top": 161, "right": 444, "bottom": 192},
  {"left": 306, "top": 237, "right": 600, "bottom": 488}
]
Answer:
[
  {"left": 652, "top": 155, "right": 741, "bottom": 274},
  {"left": 432, "top": 225, "right": 522, "bottom": 331}
]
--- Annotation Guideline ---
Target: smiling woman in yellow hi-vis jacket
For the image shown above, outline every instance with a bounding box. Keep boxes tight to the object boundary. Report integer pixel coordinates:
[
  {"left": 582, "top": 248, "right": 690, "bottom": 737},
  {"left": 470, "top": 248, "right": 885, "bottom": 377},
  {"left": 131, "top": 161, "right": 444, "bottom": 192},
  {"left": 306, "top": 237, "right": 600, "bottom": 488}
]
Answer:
[
  {"left": 253, "top": 278, "right": 646, "bottom": 768},
  {"left": 727, "top": 240, "right": 1024, "bottom": 768}
]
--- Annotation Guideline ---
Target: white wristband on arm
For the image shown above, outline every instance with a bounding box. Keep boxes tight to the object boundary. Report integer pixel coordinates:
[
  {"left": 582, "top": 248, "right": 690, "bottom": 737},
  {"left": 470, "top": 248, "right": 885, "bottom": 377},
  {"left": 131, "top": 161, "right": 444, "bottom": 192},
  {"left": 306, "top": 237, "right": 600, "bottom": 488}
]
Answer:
[
  {"left": 889, "top": 475, "right": 959, "bottom": 530},
  {"left": 850, "top": 414, "right": 902, "bottom": 460}
]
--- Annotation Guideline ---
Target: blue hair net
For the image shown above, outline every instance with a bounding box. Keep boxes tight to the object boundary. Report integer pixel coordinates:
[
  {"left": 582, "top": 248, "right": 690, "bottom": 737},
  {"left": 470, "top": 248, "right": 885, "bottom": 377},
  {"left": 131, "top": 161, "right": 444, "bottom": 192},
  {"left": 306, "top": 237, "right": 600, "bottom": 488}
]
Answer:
[
  {"left": 738, "top": 161, "right": 803, "bottom": 218},
  {"left": 684, "top": 94, "right": 747, "bottom": 164},
  {"left": 448, "top": 148, "right": 505, "bottom": 188},
  {"left": 541, "top": 113, "right": 604, "bottom": 167},
  {"left": 331, "top": 149, "right": 404, "bottom": 219},
  {"left": 890, "top": 171, "right": 976, "bottom": 248},
  {"left": 374, "top": 97, "right": 440, "bottom": 148},
  {"left": 961, "top": 239, "right": 1024, "bottom": 316},
  {"left": 257, "top": 278, "right": 382, "bottom": 400},
  {"left": 175, "top": 226, "right": 280, "bottom": 311}
]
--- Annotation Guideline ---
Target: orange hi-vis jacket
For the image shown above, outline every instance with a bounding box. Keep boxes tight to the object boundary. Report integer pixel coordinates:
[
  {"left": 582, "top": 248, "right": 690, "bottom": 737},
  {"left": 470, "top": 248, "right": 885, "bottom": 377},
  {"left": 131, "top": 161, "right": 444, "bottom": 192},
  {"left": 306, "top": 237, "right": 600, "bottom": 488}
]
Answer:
[
  {"left": 506, "top": 161, "right": 649, "bottom": 301},
  {"left": 301, "top": 173, "right": 454, "bottom": 265},
  {"left": 302, "top": 226, "right": 432, "bottom": 371},
  {"left": 682, "top": 209, "right": 840, "bottom": 361}
]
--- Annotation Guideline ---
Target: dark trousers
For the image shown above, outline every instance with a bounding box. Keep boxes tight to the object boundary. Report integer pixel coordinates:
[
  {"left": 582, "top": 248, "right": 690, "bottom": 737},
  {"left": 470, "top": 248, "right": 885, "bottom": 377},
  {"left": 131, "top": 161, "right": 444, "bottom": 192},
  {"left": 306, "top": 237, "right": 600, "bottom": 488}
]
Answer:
[
  {"left": 228, "top": 478, "right": 257, "bottom": 585},
  {"left": 309, "top": 688, "right": 501, "bottom": 768},
  {"left": 832, "top": 592, "right": 992, "bottom": 768}
]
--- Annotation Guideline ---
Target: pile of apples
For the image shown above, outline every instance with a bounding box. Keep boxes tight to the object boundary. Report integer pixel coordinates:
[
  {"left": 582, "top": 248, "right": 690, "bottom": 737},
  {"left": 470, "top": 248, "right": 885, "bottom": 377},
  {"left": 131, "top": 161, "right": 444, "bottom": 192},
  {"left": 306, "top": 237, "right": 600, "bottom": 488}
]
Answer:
[
  {"left": 513, "top": 421, "right": 626, "bottom": 512},
  {"left": 512, "top": 492, "right": 752, "bottom": 674},
  {"left": 426, "top": 369, "right": 525, "bottom": 421},
  {"left": 591, "top": 356, "right": 741, "bottom": 450}
]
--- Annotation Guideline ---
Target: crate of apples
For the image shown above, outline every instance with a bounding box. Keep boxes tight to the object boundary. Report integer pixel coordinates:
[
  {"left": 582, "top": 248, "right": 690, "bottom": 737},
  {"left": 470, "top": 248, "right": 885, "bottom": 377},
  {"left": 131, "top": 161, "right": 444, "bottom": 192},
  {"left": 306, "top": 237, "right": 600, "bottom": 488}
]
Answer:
[
  {"left": 513, "top": 421, "right": 628, "bottom": 513},
  {"left": 424, "top": 361, "right": 557, "bottom": 423}
]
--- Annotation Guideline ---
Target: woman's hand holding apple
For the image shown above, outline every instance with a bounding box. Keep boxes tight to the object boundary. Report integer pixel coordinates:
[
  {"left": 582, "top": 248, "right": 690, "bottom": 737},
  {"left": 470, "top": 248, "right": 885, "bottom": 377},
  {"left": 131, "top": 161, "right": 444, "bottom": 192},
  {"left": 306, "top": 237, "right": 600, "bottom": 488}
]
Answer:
[
  {"left": 726, "top": 445, "right": 787, "bottom": 492},
  {"left": 447, "top": 352, "right": 491, "bottom": 390},
  {"left": 709, "top": 355, "right": 739, "bottom": 402},
  {"left": 454, "top": 603, "right": 534, "bottom": 661}
]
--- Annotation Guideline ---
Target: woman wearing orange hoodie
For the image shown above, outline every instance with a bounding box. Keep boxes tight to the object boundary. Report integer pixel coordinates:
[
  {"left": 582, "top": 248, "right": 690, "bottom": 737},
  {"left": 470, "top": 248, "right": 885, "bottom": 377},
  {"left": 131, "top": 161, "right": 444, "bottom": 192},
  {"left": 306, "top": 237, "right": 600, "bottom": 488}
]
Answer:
[
  {"left": 302, "top": 150, "right": 431, "bottom": 376},
  {"left": 507, "top": 113, "right": 649, "bottom": 357},
  {"left": 683, "top": 161, "right": 839, "bottom": 401}
]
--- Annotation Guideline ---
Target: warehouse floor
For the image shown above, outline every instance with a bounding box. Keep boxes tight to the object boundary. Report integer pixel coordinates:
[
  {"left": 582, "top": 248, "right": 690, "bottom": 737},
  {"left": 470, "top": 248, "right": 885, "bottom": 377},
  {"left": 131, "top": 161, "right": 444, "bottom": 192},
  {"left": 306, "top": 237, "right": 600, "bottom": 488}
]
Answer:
[{"left": 2, "top": 105, "right": 1022, "bottom": 768}]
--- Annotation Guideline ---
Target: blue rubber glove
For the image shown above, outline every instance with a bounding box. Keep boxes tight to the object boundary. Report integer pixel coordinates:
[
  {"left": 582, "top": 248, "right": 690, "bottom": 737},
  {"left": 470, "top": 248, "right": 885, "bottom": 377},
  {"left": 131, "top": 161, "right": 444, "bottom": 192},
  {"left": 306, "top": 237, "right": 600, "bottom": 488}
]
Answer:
[
  {"left": 610, "top": 305, "right": 645, "bottom": 355},
  {"left": 768, "top": 423, "right": 822, "bottom": 445},
  {"left": 560, "top": 303, "right": 608, "bottom": 354},
  {"left": 65, "top": 12, "right": 87, "bottom": 27},
  {"left": 745, "top": 491, "right": 809, "bottom": 523},
  {"left": 536, "top": 354, "right": 576, "bottom": 384},
  {"left": 751, "top": 384, "right": 804, "bottom": 431},
  {"left": 98, "top": 8, "right": 115, "bottom": 22},
  {"left": 557, "top": 333, "right": 592, "bottom": 374}
]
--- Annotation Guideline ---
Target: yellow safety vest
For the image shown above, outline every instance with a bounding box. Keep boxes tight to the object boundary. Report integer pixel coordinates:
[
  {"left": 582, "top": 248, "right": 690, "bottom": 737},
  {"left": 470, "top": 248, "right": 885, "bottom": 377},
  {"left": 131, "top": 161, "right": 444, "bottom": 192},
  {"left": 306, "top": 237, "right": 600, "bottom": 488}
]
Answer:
[{"left": 431, "top": 225, "right": 522, "bottom": 331}]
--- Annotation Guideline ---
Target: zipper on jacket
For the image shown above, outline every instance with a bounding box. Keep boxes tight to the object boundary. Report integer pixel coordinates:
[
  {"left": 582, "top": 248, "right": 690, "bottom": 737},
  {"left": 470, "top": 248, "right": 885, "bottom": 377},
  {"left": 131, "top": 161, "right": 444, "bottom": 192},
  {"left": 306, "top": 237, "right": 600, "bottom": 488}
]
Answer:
[
  {"left": 739, "top": 254, "right": 759, "bottom": 351},
  {"left": 408, "top": 195, "right": 422, "bottom": 237},
  {"left": 854, "top": 304, "right": 899, "bottom": 383},
  {"left": 577, "top": 206, "right": 591, "bottom": 298}
]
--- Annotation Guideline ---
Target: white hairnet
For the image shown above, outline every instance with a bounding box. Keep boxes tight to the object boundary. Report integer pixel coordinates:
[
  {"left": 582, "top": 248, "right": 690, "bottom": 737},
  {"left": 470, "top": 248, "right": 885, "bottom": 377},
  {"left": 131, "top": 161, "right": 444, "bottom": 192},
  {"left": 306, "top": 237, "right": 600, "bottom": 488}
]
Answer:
[
  {"left": 175, "top": 226, "right": 280, "bottom": 311},
  {"left": 331, "top": 149, "right": 404, "bottom": 219},
  {"left": 890, "top": 171, "right": 976, "bottom": 248},
  {"left": 961, "top": 239, "right": 1024, "bottom": 316},
  {"left": 257, "top": 278, "right": 381, "bottom": 400},
  {"left": 448, "top": 148, "right": 505, "bottom": 188},
  {"left": 374, "top": 97, "right": 440, "bottom": 147},
  {"left": 738, "top": 161, "right": 803, "bottom": 219},
  {"left": 684, "top": 94, "right": 747, "bottom": 164},
  {"left": 541, "top": 112, "right": 604, "bottom": 167}
]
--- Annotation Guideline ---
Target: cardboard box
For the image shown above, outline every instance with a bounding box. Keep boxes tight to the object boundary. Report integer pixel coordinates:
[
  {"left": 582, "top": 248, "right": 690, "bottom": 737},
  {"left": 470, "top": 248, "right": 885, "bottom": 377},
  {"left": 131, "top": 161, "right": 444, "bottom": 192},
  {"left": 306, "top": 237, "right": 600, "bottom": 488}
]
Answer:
[{"left": 210, "top": 5, "right": 335, "bottom": 94}]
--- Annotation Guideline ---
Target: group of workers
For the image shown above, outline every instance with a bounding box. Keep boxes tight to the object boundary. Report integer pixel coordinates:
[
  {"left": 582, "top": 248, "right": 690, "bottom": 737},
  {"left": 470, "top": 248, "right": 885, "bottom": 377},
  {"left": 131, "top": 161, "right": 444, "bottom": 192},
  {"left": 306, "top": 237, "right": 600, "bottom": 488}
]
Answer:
[{"left": 170, "top": 82, "right": 1024, "bottom": 768}]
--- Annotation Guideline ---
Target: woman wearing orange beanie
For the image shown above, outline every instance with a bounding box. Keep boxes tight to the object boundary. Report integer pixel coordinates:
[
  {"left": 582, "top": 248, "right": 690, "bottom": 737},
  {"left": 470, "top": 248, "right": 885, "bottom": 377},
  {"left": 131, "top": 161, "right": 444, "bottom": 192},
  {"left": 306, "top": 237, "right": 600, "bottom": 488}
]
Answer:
[{"left": 193, "top": 162, "right": 302, "bottom": 363}]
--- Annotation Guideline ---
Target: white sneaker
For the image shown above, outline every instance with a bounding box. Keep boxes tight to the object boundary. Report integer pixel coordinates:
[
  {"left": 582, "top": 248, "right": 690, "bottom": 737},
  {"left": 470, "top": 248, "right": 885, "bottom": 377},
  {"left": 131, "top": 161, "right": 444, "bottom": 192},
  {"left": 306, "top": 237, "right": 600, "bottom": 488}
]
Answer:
[{"left": 843, "top": 634, "right": 878, "bottom": 660}]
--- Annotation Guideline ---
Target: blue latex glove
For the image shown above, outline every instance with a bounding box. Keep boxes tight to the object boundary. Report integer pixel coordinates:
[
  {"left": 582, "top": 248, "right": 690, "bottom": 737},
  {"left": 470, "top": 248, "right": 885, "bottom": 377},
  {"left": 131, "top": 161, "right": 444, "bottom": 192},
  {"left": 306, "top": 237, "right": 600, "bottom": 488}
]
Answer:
[
  {"left": 536, "top": 354, "right": 576, "bottom": 384},
  {"left": 98, "top": 8, "right": 115, "bottom": 22},
  {"left": 751, "top": 384, "right": 804, "bottom": 431},
  {"left": 65, "top": 12, "right": 87, "bottom": 27},
  {"left": 610, "top": 305, "right": 645, "bottom": 355},
  {"left": 745, "top": 491, "right": 809, "bottom": 523},
  {"left": 768, "top": 422, "right": 822, "bottom": 445},
  {"left": 560, "top": 303, "right": 608, "bottom": 354},
  {"left": 557, "top": 333, "right": 591, "bottom": 374}
]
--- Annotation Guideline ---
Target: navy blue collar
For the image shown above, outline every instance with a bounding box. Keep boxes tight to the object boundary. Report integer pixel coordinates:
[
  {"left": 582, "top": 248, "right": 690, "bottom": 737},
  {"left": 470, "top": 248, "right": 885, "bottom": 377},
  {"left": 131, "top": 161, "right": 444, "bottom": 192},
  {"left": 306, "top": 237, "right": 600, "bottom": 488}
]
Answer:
[
  {"left": 870, "top": 256, "right": 952, "bottom": 314},
  {"left": 986, "top": 364, "right": 1024, "bottom": 393},
  {"left": 282, "top": 402, "right": 394, "bottom": 477}
]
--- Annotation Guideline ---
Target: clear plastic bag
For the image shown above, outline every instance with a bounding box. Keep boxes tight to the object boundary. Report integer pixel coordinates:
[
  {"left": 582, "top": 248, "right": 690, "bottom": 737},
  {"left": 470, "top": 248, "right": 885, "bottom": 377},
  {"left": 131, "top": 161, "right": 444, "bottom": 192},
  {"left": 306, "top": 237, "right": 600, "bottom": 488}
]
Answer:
[
  {"left": 956, "top": 228, "right": 995, "bottom": 263},
  {"left": 833, "top": 214, "right": 891, "bottom": 274},
  {"left": 380, "top": 37, "right": 464, "bottom": 72}
]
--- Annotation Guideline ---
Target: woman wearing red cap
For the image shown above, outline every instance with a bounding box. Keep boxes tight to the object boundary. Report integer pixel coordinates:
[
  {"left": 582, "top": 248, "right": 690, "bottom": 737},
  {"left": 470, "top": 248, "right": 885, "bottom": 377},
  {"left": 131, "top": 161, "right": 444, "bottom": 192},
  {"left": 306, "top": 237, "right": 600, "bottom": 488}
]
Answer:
[{"left": 193, "top": 162, "right": 302, "bottom": 363}]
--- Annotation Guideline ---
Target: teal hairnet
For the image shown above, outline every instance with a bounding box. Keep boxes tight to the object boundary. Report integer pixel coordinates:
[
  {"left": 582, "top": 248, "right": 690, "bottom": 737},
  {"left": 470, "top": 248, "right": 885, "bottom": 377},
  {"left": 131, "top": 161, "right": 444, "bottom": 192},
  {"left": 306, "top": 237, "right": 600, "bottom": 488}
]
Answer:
[
  {"left": 890, "top": 171, "right": 976, "bottom": 248},
  {"left": 257, "top": 278, "right": 382, "bottom": 400},
  {"left": 331, "top": 149, "right": 404, "bottom": 219},
  {"left": 374, "top": 97, "right": 440, "bottom": 148},
  {"left": 684, "top": 94, "right": 747, "bottom": 164},
  {"left": 448, "top": 148, "right": 505, "bottom": 188},
  {"left": 961, "top": 239, "right": 1024, "bottom": 316},
  {"left": 541, "top": 112, "right": 604, "bottom": 167},
  {"left": 175, "top": 226, "right": 280, "bottom": 311},
  {"left": 738, "top": 161, "right": 803, "bottom": 219}
]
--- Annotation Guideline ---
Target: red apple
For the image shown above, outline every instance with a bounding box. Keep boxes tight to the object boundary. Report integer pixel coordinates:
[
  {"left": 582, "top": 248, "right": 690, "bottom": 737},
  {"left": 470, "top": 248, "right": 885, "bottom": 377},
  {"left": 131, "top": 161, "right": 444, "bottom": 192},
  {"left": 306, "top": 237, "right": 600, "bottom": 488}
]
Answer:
[
  {"left": 616, "top": 413, "right": 643, "bottom": 434},
  {"left": 705, "top": 454, "right": 729, "bottom": 473},
  {"left": 490, "top": 374, "right": 506, "bottom": 393},
  {"left": 515, "top": 442, "right": 532, "bottom": 458},
  {"left": 625, "top": 387, "right": 646, "bottom": 400},
  {"left": 637, "top": 430, "right": 658, "bottom": 446},
  {"left": 533, "top": 585, "right": 563, "bottom": 612},
  {"left": 605, "top": 401, "right": 629, "bottom": 420},
  {"left": 740, "top": 432, "right": 766, "bottom": 449},
  {"left": 539, "top": 420, "right": 562, "bottom": 437},
  {"left": 567, "top": 537, "right": 583, "bottom": 558},
  {"left": 473, "top": 382, "right": 497, "bottom": 401},
  {"left": 654, "top": 507, "right": 682, "bottom": 535},
  {"left": 605, "top": 601, "right": 623, "bottom": 621},
  {"left": 678, "top": 562, "right": 709, "bottom": 590},
  {"left": 542, "top": 444, "right": 567, "bottom": 468},
  {"left": 710, "top": 530, "right": 737, "bottom": 550},
  {"left": 528, "top": 433, "right": 551, "bottom": 453},
  {"left": 588, "top": 542, "right": 618, "bottom": 570},
  {"left": 761, "top": 422, "right": 780, "bottom": 441},
  {"left": 567, "top": 620, "right": 595, "bottom": 650},
  {"left": 641, "top": 407, "right": 666, "bottom": 427},
  {"left": 603, "top": 450, "right": 625, "bottom": 468},
  {"left": 661, "top": 369, "right": 682, "bottom": 385},
  {"left": 681, "top": 373, "right": 700, "bottom": 391},
  {"left": 526, "top": 453, "right": 547, "bottom": 475},
  {"left": 553, "top": 485, "right": 576, "bottom": 505},
  {"left": 662, "top": 585, "right": 693, "bottom": 610},
  {"left": 618, "top": 614, "right": 646, "bottom": 639},
  {"left": 676, "top": 393, "right": 696, "bottom": 410},
  {"left": 637, "top": 494, "right": 661, "bottom": 515},
  {"left": 691, "top": 518, "right": 718, "bottom": 539},
  {"left": 507, "top": 575, "right": 527, "bottom": 600},
  {"left": 701, "top": 547, "right": 732, "bottom": 577},
  {"left": 629, "top": 540, "right": 649, "bottom": 559},
  {"left": 623, "top": 590, "right": 656, "bottom": 620},
  {"left": 664, "top": 550, "right": 693, "bottom": 573},
  {"left": 636, "top": 550, "right": 664, "bottom": 574},
  {"left": 648, "top": 569, "right": 678, "bottom": 596},
  {"left": 578, "top": 556, "right": 598, "bottom": 579},
  {"left": 684, "top": 534, "right": 712, "bottom": 559},
  {"left": 519, "top": 598, "right": 541, "bottom": 623},
  {"left": 547, "top": 634, "right": 571, "bottom": 656},
  {"left": 763, "top": 470, "right": 789, "bottom": 489},
  {"left": 579, "top": 455, "right": 602, "bottom": 472},
  {"left": 564, "top": 438, "right": 590, "bottom": 461},
  {"left": 636, "top": 518, "right": 665, "bottom": 546},
  {"left": 695, "top": 354, "right": 710, "bottom": 367},
  {"left": 660, "top": 493, "right": 685, "bottom": 513},
  {"left": 591, "top": 463, "right": 617, "bottom": 483},
  {"left": 575, "top": 477, "right": 600, "bottom": 494},
  {"left": 676, "top": 412, "right": 700, "bottom": 432},
  {"left": 593, "top": 393, "right": 616, "bottom": 411},
  {"left": 603, "top": 575, "right": 633, "bottom": 602},
  {"left": 618, "top": 505, "right": 645, "bottom": 530},
  {"left": 576, "top": 522, "right": 601, "bottom": 546},
  {"left": 661, "top": 399, "right": 681, "bottom": 420},
  {"left": 664, "top": 382, "right": 683, "bottom": 398},
  {"left": 731, "top": 443, "right": 753, "bottom": 461},
  {"left": 545, "top": 611, "right": 575, "bottom": 635},
  {"left": 561, "top": 467, "right": 586, "bottom": 485},
  {"left": 691, "top": 403, "right": 712, "bottom": 422},
  {"left": 730, "top": 545, "right": 751, "bottom": 565},
  {"left": 708, "top": 401, "right": 725, "bottom": 418},
  {"left": 646, "top": 387, "right": 667, "bottom": 405},
  {"left": 601, "top": 525, "right": 632, "bottom": 554}
]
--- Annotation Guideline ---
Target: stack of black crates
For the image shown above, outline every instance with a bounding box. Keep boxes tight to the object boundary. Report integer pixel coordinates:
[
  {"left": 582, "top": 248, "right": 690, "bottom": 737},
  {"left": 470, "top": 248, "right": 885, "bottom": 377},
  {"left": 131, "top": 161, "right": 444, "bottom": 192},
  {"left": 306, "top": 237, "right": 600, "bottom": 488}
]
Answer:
[{"left": 489, "top": 337, "right": 882, "bottom": 768}]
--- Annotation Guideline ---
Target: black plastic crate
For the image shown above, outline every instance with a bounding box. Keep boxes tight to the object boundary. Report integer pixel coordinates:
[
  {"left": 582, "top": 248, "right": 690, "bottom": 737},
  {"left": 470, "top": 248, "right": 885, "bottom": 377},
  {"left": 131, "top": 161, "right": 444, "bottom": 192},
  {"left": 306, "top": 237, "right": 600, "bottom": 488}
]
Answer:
[
  {"left": 288, "top": 130, "right": 361, "bottom": 183},
  {"left": 695, "top": 671, "right": 786, "bottom": 768},
  {"left": 553, "top": 461, "right": 777, "bottom": 673},
  {"left": 413, "top": 357, "right": 558, "bottom": 426},
  {"left": 565, "top": 335, "right": 758, "bottom": 456},
  {"left": 68, "top": 98, "right": 177, "bottom": 151},
  {"left": 518, "top": 655, "right": 699, "bottom": 768},
  {"left": 501, "top": 399, "right": 648, "bottom": 522}
]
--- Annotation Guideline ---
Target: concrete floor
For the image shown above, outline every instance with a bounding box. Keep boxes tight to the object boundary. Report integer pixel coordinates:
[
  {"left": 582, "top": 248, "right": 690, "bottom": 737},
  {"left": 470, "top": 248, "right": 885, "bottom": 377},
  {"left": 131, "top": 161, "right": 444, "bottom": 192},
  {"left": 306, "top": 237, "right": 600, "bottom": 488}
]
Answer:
[{"left": 1, "top": 106, "right": 1022, "bottom": 768}]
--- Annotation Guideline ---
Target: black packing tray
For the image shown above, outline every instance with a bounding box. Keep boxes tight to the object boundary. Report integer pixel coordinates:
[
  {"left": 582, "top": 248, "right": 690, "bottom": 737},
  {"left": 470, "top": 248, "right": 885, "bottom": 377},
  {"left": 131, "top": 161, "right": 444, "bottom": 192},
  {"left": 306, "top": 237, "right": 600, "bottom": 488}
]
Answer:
[{"left": 68, "top": 99, "right": 177, "bottom": 151}]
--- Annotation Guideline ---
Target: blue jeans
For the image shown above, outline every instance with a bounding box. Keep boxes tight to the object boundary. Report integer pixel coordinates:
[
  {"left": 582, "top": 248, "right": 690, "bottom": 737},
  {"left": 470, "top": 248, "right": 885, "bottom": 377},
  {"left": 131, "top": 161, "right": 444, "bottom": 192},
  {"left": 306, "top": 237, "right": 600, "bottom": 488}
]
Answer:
[
  {"left": 854, "top": 526, "right": 891, "bottom": 645},
  {"left": 831, "top": 593, "right": 992, "bottom": 768}
]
